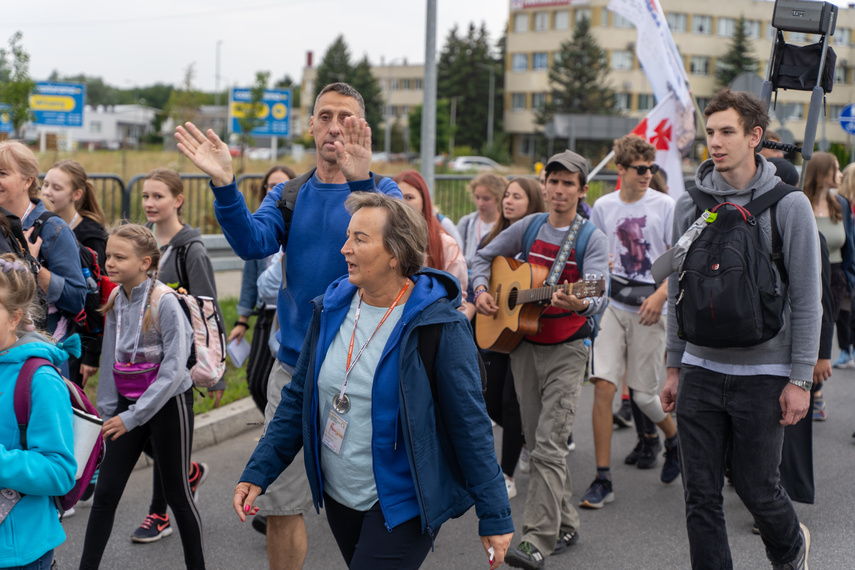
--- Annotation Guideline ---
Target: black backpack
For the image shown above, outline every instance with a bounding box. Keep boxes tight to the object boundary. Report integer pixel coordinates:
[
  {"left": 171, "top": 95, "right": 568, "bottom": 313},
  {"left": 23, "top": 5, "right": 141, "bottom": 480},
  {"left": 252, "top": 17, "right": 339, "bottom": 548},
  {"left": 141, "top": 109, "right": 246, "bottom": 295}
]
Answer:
[
  {"left": 275, "top": 170, "right": 385, "bottom": 250},
  {"left": 0, "top": 207, "right": 39, "bottom": 272},
  {"left": 30, "top": 211, "right": 103, "bottom": 334},
  {"left": 676, "top": 184, "right": 798, "bottom": 348}
]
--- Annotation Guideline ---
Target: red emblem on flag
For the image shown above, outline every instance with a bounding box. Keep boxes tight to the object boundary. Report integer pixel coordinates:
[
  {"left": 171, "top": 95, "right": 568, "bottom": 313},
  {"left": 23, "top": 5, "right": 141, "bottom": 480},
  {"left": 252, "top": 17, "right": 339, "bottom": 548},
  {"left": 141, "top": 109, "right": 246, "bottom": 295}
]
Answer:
[{"left": 652, "top": 119, "right": 672, "bottom": 150}]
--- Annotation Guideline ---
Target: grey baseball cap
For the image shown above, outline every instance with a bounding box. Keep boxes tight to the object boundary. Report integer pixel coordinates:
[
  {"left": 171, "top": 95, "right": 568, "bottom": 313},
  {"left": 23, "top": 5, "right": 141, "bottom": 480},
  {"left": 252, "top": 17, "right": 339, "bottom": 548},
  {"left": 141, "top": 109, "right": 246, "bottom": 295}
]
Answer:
[{"left": 546, "top": 150, "right": 589, "bottom": 180}]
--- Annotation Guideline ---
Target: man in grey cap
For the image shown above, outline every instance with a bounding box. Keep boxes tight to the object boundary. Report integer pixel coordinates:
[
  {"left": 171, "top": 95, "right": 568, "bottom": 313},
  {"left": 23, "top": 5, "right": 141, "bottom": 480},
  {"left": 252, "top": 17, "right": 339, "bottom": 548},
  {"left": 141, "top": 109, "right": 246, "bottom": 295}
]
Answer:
[{"left": 470, "top": 150, "right": 609, "bottom": 569}]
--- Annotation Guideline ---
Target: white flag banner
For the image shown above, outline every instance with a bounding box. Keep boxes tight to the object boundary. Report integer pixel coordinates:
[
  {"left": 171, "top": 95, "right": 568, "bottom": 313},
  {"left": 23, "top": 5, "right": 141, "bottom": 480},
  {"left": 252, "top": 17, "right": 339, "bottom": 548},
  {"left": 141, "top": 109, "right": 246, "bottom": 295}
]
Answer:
[
  {"left": 629, "top": 92, "right": 686, "bottom": 197},
  {"left": 608, "top": 0, "right": 697, "bottom": 160}
]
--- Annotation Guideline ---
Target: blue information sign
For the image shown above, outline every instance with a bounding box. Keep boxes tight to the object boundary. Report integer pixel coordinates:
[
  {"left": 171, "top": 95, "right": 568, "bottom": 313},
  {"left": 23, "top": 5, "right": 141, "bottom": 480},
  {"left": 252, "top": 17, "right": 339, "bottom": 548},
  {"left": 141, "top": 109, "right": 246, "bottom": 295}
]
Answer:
[
  {"left": 0, "top": 104, "right": 11, "bottom": 133},
  {"left": 31, "top": 82, "right": 86, "bottom": 127},
  {"left": 839, "top": 104, "right": 855, "bottom": 135},
  {"left": 230, "top": 88, "right": 291, "bottom": 137}
]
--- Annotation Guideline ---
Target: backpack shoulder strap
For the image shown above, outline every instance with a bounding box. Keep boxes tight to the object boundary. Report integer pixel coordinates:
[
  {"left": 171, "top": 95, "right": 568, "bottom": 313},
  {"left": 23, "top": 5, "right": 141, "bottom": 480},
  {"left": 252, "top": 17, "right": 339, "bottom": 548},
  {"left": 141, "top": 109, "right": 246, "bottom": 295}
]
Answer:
[
  {"left": 29, "top": 210, "right": 60, "bottom": 242},
  {"left": 174, "top": 240, "right": 203, "bottom": 293},
  {"left": 759, "top": 182, "right": 800, "bottom": 287},
  {"left": 14, "top": 357, "right": 58, "bottom": 449},
  {"left": 148, "top": 282, "right": 178, "bottom": 333},
  {"left": 275, "top": 170, "right": 315, "bottom": 250},
  {"left": 521, "top": 213, "right": 549, "bottom": 261},
  {"left": 687, "top": 186, "right": 719, "bottom": 213},
  {"left": 417, "top": 323, "right": 443, "bottom": 403},
  {"left": 574, "top": 219, "right": 597, "bottom": 275}
]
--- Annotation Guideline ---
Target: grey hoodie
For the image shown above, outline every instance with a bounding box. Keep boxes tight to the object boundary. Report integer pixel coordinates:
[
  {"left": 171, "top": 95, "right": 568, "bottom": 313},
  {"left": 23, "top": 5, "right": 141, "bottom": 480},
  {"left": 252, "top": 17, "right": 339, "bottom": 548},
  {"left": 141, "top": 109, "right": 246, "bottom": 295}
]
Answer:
[
  {"left": 97, "top": 278, "right": 193, "bottom": 431},
  {"left": 666, "top": 155, "right": 821, "bottom": 382}
]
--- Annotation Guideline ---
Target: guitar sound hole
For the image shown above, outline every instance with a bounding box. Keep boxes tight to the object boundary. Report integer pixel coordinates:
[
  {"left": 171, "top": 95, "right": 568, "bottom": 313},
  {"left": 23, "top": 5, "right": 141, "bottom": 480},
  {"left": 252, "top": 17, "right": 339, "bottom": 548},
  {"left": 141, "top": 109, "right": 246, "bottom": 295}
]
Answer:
[{"left": 508, "top": 288, "right": 518, "bottom": 310}]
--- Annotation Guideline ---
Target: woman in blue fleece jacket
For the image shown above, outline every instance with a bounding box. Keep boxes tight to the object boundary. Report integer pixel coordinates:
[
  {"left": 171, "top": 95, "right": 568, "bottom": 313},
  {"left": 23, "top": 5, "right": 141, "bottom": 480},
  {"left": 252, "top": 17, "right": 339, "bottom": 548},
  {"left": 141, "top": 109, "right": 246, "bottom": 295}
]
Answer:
[
  {"left": 0, "top": 253, "right": 76, "bottom": 570},
  {"left": 234, "top": 193, "right": 514, "bottom": 570}
]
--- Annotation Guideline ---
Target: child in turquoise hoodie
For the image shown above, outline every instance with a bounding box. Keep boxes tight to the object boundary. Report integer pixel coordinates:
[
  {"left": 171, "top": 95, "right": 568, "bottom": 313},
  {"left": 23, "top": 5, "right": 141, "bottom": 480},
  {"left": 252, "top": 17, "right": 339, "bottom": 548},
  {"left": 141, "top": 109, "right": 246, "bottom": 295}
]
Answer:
[{"left": 0, "top": 253, "right": 76, "bottom": 569}]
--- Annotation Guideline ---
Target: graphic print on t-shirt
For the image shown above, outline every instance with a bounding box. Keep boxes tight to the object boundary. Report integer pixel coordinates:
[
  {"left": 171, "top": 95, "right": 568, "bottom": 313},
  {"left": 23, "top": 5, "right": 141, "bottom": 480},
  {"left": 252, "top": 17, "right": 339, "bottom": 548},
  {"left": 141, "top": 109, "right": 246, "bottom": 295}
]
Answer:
[{"left": 616, "top": 215, "right": 652, "bottom": 279}]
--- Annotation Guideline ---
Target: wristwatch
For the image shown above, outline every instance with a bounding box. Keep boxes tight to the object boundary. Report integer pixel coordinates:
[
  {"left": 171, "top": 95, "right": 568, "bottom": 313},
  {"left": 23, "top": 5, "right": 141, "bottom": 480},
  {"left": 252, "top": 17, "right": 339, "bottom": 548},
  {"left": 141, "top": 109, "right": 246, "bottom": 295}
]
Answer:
[{"left": 788, "top": 378, "right": 812, "bottom": 391}]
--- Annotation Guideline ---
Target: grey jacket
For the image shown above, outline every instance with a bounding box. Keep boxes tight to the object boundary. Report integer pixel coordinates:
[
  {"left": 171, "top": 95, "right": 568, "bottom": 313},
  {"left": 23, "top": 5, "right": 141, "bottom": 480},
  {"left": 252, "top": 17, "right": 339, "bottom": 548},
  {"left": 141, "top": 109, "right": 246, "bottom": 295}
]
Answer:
[
  {"left": 666, "top": 155, "right": 821, "bottom": 382},
  {"left": 97, "top": 279, "right": 193, "bottom": 431}
]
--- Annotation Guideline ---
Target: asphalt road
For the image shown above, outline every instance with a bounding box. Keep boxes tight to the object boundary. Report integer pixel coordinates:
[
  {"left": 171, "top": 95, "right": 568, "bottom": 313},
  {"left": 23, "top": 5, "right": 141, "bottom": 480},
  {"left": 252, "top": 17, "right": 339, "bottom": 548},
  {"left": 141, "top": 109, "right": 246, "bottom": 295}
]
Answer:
[{"left": 55, "top": 365, "right": 855, "bottom": 569}]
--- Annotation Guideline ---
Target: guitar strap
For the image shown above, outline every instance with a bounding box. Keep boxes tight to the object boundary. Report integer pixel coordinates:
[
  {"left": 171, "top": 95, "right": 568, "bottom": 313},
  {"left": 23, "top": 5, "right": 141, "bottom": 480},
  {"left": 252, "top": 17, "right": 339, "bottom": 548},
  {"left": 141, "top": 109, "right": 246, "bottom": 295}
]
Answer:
[{"left": 546, "top": 214, "right": 585, "bottom": 286}]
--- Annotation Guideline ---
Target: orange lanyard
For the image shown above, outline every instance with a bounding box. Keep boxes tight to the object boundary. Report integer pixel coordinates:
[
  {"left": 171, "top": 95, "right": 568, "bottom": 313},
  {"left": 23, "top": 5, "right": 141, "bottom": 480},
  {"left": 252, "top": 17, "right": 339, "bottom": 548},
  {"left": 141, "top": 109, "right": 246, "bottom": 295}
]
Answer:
[{"left": 337, "top": 280, "right": 410, "bottom": 405}]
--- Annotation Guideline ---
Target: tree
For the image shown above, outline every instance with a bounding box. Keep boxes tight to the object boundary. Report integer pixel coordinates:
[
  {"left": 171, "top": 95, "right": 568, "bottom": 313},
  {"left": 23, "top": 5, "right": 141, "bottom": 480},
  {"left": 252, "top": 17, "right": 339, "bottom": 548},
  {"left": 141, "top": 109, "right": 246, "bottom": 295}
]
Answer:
[
  {"left": 235, "top": 71, "right": 270, "bottom": 173},
  {"left": 539, "top": 16, "right": 616, "bottom": 124},
  {"left": 0, "top": 32, "right": 36, "bottom": 137},
  {"left": 408, "top": 100, "right": 452, "bottom": 154},
  {"left": 716, "top": 16, "right": 758, "bottom": 88},
  {"left": 313, "top": 35, "right": 352, "bottom": 111},
  {"left": 275, "top": 73, "right": 301, "bottom": 109},
  {"left": 348, "top": 56, "right": 384, "bottom": 139},
  {"left": 165, "top": 64, "right": 206, "bottom": 127},
  {"left": 437, "top": 23, "right": 502, "bottom": 154}
]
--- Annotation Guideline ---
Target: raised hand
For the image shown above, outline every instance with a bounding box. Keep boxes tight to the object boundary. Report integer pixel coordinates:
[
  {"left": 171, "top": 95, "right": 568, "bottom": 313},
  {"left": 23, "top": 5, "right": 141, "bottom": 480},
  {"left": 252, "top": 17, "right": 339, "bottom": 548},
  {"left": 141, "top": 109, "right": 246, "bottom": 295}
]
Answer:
[
  {"left": 175, "top": 122, "right": 234, "bottom": 187},
  {"left": 334, "top": 116, "right": 372, "bottom": 181}
]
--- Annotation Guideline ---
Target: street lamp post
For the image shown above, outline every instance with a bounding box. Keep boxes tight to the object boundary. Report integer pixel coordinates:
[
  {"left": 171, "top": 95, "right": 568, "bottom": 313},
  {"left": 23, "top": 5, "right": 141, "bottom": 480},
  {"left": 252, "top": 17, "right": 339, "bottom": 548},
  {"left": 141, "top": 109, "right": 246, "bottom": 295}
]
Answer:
[
  {"left": 487, "top": 64, "right": 495, "bottom": 149},
  {"left": 215, "top": 40, "right": 223, "bottom": 136}
]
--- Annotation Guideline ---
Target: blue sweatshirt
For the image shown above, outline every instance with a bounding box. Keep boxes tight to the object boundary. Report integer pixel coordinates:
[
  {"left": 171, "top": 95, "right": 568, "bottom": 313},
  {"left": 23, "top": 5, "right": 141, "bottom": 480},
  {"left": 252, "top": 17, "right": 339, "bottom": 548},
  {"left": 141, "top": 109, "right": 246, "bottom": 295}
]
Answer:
[
  {"left": 239, "top": 268, "right": 514, "bottom": 537},
  {"left": 0, "top": 333, "right": 76, "bottom": 567},
  {"left": 212, "top": 172, "right": 401, "bottom": 369}
]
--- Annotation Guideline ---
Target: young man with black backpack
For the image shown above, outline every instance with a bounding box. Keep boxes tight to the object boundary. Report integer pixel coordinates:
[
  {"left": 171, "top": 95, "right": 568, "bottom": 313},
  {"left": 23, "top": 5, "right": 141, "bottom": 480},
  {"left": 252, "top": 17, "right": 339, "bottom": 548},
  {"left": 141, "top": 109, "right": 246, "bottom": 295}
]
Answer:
[{"left": 659, "top": 89, "right": 819, "bottom": 570}]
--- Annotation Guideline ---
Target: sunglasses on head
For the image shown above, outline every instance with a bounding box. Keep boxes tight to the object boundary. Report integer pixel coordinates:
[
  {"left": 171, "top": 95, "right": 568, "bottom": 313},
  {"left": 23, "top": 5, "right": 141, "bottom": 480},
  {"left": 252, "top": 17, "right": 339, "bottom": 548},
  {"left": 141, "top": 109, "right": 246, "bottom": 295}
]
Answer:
[{"left": 623, "top": 164, "right": 660, "bottom": 176}]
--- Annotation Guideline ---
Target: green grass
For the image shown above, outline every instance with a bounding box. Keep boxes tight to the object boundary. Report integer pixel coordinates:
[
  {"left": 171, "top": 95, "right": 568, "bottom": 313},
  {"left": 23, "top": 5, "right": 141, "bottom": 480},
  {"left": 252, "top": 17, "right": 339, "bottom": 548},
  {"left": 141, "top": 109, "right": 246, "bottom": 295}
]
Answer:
[{"left": 83, "top": 297, "right": 254, "bottom": 416}]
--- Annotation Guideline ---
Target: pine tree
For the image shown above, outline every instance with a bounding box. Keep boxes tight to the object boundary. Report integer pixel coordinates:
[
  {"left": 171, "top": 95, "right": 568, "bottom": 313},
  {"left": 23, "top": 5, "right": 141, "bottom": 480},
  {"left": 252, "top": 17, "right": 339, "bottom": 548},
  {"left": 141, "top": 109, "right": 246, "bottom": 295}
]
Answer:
[
  {"left": 437, "top": 23, "right": 502, "bottom": 153},
  {"left": 539, "top": 17, "right": 616, "bottom": 124},
  {"left": 716, "top": 16, "right": 758, "bottom": 88},
  {"left": 348, "top": 55, "right": 384, "bottom": 140},
  {"left": 312, "top": 35, "right": 352, "bottom": 112}
]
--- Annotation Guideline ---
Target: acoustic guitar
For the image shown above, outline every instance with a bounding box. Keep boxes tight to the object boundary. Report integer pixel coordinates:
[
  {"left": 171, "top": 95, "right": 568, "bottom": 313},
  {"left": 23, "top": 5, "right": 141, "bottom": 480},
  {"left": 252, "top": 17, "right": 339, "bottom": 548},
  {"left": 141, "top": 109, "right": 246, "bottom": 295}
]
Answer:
[{"left": 475, "top": 256, "right": 606, "bottom": 353}]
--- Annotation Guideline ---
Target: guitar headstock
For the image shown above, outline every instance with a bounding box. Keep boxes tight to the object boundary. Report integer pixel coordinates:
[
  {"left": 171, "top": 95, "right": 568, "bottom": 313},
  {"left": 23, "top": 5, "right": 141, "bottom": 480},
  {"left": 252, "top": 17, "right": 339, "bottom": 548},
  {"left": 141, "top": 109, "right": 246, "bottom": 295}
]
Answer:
[{"left": 572, "top": 278, "right": 606, "bottom": 298}]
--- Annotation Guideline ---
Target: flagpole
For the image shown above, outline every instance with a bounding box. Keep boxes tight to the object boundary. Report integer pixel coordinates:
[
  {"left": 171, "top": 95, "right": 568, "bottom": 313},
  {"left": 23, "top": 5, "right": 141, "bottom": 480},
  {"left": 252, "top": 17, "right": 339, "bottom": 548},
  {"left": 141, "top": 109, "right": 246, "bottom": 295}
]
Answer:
[{"left": 589, "top": 150, "right": 615, "bottom": 181}]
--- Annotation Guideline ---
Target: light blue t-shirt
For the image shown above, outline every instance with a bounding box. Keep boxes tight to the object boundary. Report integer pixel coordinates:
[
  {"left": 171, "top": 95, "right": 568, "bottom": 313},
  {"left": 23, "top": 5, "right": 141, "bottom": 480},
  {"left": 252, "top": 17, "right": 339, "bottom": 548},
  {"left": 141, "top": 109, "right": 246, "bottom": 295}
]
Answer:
[{"left": 317, "top": 291, "right": 404, "bottom": 511}]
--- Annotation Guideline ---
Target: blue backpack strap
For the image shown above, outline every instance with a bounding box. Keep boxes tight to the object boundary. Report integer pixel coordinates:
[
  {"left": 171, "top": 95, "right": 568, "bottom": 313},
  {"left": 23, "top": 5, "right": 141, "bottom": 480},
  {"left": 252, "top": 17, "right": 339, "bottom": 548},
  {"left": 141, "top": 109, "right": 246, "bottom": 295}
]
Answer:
[
  {"left": 521, "top": 213, "right": 549, "bottom": 261},
  {"left": 574, "top": 220, "right": 596, "bottom": 275}
]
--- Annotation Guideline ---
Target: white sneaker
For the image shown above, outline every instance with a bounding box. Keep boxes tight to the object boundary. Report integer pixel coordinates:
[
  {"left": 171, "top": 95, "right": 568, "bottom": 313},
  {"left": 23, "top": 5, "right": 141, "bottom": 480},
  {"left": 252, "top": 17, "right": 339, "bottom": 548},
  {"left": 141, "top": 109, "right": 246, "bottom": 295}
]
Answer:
[
  {"left": 518, "top": 446, "right": 531, "bottom": 474},
  {"left": 504, "top": 473, "right": 517, "bottom": 499},
  {"left": 62, "top": 507, "right": 76, "bottom": 519}
]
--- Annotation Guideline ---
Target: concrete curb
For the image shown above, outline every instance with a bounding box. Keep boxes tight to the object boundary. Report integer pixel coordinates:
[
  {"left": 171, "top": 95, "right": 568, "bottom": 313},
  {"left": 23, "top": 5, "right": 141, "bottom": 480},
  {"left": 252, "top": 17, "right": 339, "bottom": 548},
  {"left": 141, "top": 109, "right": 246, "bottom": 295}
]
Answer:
[{"left": 133, "top": 396, "right": 264, "bottom": 471}]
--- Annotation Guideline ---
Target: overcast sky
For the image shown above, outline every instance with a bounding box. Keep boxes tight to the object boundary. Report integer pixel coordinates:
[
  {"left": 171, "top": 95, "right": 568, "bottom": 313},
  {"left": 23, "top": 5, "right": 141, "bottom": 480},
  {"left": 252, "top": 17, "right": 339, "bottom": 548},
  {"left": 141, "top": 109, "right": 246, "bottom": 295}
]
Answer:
[
  {"left": 0, "top": 0, "right": 507, "bottom": 92},
  {"left": 2, "top": 0, "right": 851, "bottom": 94}
]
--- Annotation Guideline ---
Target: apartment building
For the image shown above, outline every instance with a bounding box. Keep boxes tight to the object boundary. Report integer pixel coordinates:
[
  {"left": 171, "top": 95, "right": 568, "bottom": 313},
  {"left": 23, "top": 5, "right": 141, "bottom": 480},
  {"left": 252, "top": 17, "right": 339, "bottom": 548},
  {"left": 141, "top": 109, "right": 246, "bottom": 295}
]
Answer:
[{"left": 506, "top": 0, "right": 855, "bottom": 163}]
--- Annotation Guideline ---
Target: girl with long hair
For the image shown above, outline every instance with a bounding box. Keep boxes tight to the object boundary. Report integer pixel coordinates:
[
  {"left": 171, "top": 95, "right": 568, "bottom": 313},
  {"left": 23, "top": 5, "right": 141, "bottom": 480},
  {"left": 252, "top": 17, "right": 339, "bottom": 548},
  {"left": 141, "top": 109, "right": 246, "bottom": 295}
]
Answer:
[
  {"left": 79, "top": 224, "right": 204, "bottom": 569},
  {"left": 802, "top": 152, "right": 855, "bottom": 420}
]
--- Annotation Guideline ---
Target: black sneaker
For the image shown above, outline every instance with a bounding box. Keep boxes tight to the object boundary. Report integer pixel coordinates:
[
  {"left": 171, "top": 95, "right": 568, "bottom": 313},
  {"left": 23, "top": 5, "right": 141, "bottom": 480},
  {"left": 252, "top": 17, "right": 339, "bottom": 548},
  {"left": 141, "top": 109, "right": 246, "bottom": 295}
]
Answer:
[
  {"left": 505, "top": 541, "right": 545, "bottom": 569},
  {"left": 613, "top": 400, "right": 633, "bottom": 429},
  {"left": 636, "top": 437, "right": 661, "bottom": 470},
  {"left": 251, "top": 514, "right": 268, "bottom": 535},
  {"left": 579, "top": 477, "right": 615, "bottom": 509},
  {"left": 625, "top": 438, "right": 644, "bottom": 465},
  {"left": 131, "top": 513, "right": 173, "bottom": 543},
  {"left": 553, "top": 530, "right": 579, "bottom": 555},
  {"left": 660, "top": 439, "right": 681, "bottom": 483}
]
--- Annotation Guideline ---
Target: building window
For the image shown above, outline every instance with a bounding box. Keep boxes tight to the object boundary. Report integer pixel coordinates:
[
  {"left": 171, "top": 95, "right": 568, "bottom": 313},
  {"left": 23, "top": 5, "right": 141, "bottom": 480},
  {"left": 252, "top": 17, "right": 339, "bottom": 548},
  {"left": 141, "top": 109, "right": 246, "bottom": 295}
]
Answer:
[
  {"left": 518, "top": 134, "right": 535, "bottom": 157},
  {"left": 414, "top": 78, "right": 423, "bottom": 90},
  {"left": 401, "top": 79, "right": 410, "bottom": 90},
  {"left": 611, "top": 50, "right": 633, "bottom": 71},
  {"left": 532, "top": 52, "right": 548, "bottom": 71},
  {"left": 514, "top": 13, "right": 529, "bottom": 33},
  {"left": 390, "top": 78, "right": 399, "bottom": 91},
  {"left": 791, "top": 105, "right": 804, "bottom": 120},
  {"left": 690, "top": 56, "right": 710, "bottom": 75},
  {"left": 575, "top": 8, "right": 591, "bottom": 24},
  {"left": 602, "top": 9, "right": 609, "bottom": 27},
  {"left": 745, "top": 20, "right": 762, "bottom": 39},
  {"left": 555, "top": 10, "right": 569, "bottom": 30},
  {"left": 512, "top": 54, "right": 528, "bottom": 72},
  {"left": 696, "top": 97, "right": 711, "bottom": 113},
  {"left": 616, "top": 93, "right": 632, "bottom": 111},
  {"left": 789, "top": 31, "right": 807, "bottom": 43},
  {"left": 766, "top": 22, "right": 776, "bottom": 40},
  {"left": 534, "top": 11, "right": 549, "bottom": 31},
  {"left": 829, "top": 105, "right": 844, "bottom": 120},
  {"left": 718, "top": 18, "right": 736, "bottom": 37},
  {"left": 638, "top": 94, "right": 654, "bottom": 111},
  {"left": 402, "top": 105, "right": 409, "bottom": 115},
  {"left": 692, "top": 15, "right": 712, "bottom": 35},
  {"left": 512, "top": 93, "right": 527, "bottom": 111},
  {"left": 90, "top": 121, "right": 101, "bottom": 133},
  {"left": 666, "top": 13, "right": 687, "bottom": 33},
  {"left": 835, "top": 65, "right": 846, "bottom": 84},
  {"left": 532, "top": 92, "right": 547, "bottom": 110},
  {"left": 838, "top": 28, "right": 851, "bottom": 46},
  {"left": 614, "top": 14, "right": 633, "bottom": 28}
]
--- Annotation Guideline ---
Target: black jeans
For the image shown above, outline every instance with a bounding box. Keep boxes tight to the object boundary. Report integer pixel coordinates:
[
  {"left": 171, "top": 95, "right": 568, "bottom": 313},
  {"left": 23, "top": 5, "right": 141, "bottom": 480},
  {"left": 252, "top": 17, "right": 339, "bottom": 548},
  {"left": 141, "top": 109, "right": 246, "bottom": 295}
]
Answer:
[
  {"left": 323, "top": 493, "right": 435, "bottom": 570},
  {"left": 79, "top": 390, "right": 205, "bottom": 570},
  {"left": 676, "top": 366, "right": 802, "bottom": 569},
  {"left": 482, "top": 351, "right": 525, "bottom": 476}
]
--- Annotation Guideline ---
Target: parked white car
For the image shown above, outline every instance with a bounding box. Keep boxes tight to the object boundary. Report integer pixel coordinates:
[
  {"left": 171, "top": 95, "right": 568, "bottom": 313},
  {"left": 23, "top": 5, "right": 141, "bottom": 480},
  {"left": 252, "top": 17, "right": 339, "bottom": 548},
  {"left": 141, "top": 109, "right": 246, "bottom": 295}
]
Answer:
[{"left": 448, "top": 156, "right": 506, "bottom": 172}]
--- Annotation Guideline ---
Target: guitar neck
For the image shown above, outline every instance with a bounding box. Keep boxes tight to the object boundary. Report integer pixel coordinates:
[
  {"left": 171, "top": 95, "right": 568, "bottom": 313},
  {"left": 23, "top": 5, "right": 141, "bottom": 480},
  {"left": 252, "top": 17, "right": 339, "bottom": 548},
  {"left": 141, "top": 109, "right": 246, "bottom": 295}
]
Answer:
[{"left": 517, "top": 282, "right": 579, "bottom": 305}]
